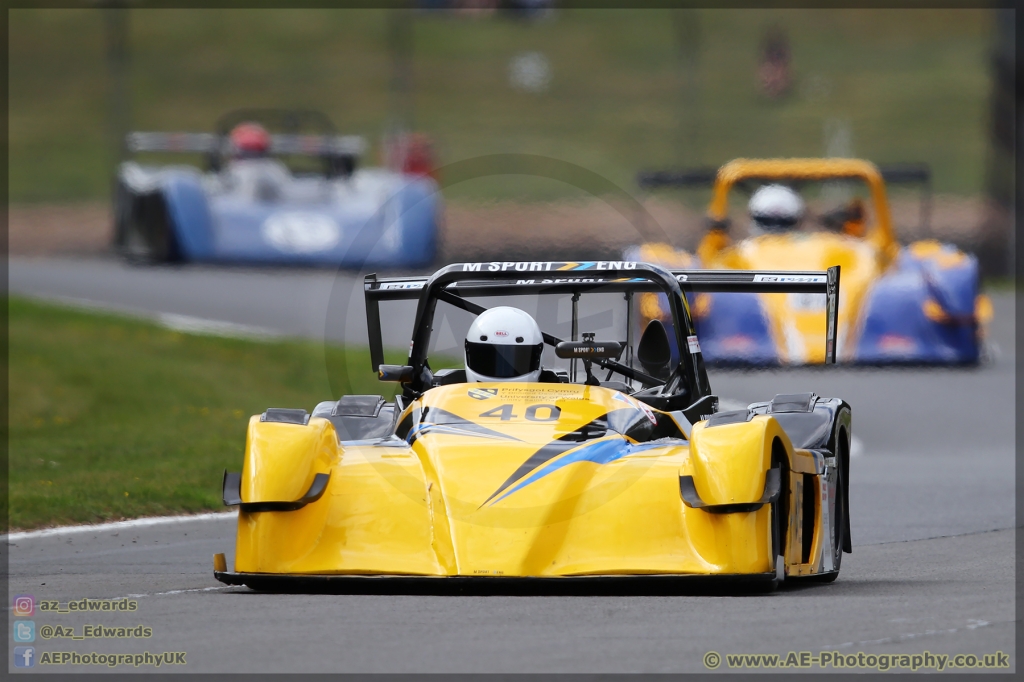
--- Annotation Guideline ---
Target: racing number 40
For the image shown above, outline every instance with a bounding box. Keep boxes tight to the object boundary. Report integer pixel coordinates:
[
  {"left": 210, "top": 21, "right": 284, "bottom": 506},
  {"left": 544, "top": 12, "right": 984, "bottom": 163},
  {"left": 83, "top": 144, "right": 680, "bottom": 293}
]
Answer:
[{"left": 479, "top": 403, "right": 560, "bottom": 421}]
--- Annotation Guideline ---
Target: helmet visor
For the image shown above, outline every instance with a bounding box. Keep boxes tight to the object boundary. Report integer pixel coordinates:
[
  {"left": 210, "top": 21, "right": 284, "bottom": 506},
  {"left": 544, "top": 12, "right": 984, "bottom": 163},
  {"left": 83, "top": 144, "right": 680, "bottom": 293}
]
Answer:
[
  {"left": 753, "top": 215, "right": 799, "bottom": 231},
  {"left": 465, "top": 341, "right": 543, "bottom": 379}
]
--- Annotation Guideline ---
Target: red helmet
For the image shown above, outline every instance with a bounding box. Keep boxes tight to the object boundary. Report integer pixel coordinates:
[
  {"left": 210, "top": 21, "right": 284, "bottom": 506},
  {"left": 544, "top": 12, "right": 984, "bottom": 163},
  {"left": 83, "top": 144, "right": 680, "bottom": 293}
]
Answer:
[
  {"left": 383, "top": 132, "right": 436, "bottom": 177},
  {"left": 229, "top": 122, "right": 270, "bottom": 157},
  {"left": 401, "top": 133, "right": 435, "bottom": 177}
]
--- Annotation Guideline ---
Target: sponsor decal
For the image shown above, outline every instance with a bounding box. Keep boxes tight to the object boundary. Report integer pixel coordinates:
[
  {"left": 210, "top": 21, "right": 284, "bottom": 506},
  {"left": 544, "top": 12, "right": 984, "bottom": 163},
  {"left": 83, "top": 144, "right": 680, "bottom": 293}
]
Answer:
[
  {"left": 262, "top": 212, "right": 341, "bottom": 254},
  {"left": 492, "top": 386, "right": 583, "bottom": 398},
  {"left": 468, "top": 387, "right": 499, "bottom": 400},
  {"left": 462, "top": 261, "right": 638, "bottom": 273},
  {"left": 820, "top": 469, "right": 834, "bottom": 571},
  {"left": 494, "top": 330, "right": 509, "bottom": 337},
  {"left": 752, "top": 274, "right": 827, "bottom": 283},
  {"left": 675, "top": 274, "right": 688, "bottom": 282},
  {"left": 380, "top": 281, "right": 425, "bottom": 290},
  {"left": 687, "top": 335, "right": 701, "bottom": 354},
  {"left": 612, "top": 392, "right": 656, "bottom": 424},
  {"left": 515, "top": 278, "right": 606, "bottom": 285},
  {"left": 637, "top": 401, "right": 658, "bottom": 425}
]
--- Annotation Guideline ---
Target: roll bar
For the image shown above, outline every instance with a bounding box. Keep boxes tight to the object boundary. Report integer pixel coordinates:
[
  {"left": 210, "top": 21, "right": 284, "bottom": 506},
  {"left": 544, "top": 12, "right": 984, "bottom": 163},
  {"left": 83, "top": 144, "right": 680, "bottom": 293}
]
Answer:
[{"left": 364, "top": 261, "right": 842, "bottom": 395}]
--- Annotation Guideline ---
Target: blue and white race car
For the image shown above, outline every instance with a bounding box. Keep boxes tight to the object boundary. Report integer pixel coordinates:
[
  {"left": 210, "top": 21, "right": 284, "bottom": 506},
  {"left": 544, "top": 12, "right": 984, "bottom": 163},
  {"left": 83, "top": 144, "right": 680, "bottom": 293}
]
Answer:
[{"left": 114, "top": 109, "right": 442, "bottom": 268}]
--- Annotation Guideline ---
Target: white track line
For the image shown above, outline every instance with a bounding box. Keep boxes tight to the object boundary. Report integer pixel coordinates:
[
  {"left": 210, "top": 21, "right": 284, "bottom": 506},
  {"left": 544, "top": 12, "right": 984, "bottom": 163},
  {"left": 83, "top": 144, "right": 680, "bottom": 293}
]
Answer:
[
  {"left": 20, "top": 293, "right": 280, "bottom": 341},
  {"left": 6, "top": 586, "right": 236, "bottom": 612},
  {"left": 124, "top": 586, "right": 234, "bottom": 599},
  {"left": 5, "top": 512, "right": 235, "bottom": 542},
  {"left": 824, "top": 619, "right": 998, "bottom": 649},
  {"left": 157, "top": 312, "right": 281, "bottom": 340}
]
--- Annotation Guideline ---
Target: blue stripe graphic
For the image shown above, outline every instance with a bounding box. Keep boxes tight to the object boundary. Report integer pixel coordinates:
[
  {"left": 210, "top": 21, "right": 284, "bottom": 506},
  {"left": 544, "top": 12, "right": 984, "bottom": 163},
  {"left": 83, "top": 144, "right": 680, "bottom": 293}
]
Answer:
[{"left": 488, "top": 438, "right": 664, "bottom": 505}]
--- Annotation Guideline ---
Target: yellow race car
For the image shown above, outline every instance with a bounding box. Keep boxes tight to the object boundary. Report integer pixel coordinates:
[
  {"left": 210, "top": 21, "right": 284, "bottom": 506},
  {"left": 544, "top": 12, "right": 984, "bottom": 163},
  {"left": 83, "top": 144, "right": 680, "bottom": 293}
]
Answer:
[
  {"left": 629, "top": 158, "right": 991, "bottom": 364},
  {"left": 214, "top": 261, "right": 851, "bottom": 591}
]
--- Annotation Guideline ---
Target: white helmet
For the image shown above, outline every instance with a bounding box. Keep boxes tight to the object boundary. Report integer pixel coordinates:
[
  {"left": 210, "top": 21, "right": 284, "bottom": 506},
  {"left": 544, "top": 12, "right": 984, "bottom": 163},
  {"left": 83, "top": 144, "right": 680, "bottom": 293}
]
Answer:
[
  {"left": 748, "top": 184, "right": 805, "bottom": 233},
  {"left": 464, "top": 307, "right": 544, "bottom": 383}
]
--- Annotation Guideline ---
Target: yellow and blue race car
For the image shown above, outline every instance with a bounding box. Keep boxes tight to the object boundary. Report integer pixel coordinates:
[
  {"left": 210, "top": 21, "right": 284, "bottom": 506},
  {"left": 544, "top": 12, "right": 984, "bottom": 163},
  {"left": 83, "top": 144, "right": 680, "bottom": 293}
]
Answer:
[
  {"left": 629, "top": 158, "right": 991, "bottom": 365},
  {"left": 214, "top": 261, "right": 852, "bottom": 591}
]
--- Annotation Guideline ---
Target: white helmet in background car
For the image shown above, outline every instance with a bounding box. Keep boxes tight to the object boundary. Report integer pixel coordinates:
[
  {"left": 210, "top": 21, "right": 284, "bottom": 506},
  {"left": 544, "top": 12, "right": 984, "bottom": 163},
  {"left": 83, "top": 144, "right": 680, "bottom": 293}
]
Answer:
[
  {"left": 464, "top": 307, "right": 544, "bottom": 383},
  {"left": 748, "top": 184, "right": 805, "bottom": 234}
]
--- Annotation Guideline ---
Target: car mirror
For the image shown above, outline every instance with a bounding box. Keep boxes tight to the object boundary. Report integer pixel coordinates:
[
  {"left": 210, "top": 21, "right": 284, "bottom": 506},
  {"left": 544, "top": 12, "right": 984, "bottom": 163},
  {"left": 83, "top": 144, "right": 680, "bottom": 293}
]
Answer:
[
  {"left": 555, "top": 340, "right": 623, "bottom": 360},
  {"left": 378, "top": 364, "right": 414, "bottom": 383}
]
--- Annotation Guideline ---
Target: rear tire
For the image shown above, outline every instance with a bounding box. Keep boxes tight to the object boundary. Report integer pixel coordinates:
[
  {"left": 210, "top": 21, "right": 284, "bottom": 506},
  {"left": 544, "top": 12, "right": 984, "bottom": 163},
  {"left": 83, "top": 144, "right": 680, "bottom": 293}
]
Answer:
[{"left": 120, "top": 190, "right": 178, "bottom": 264}]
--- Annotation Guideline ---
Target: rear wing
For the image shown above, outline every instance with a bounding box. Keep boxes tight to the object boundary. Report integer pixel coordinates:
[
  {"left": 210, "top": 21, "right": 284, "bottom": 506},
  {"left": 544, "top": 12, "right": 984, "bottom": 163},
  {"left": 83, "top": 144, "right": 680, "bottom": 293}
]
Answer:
[
  {"left": 638, "top": 162, "right": 932, "bottom": 230},
  {"left": 126, "top": 132, "right": 367, "bottom": 157},
  {"left": 363, "top": 263, "right": 841, "bottom": 370},
  {"left": 637, "top": 163, "right": 930, "bottom": 190}
]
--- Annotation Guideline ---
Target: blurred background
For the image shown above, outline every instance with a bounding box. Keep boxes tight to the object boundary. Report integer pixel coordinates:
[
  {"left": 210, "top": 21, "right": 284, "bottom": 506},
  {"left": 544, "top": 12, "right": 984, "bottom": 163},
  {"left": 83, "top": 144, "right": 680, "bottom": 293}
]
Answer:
[{"left": 8, "top": 4, "right": 1016, "bottom": 276}]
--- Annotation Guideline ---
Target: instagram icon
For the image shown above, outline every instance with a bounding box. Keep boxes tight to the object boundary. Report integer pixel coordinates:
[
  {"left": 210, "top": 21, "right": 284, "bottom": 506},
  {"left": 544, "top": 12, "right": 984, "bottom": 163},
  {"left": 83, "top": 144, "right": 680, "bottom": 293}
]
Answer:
[{"left": 12, "top": 595, "right": 35, "bottom": 617}]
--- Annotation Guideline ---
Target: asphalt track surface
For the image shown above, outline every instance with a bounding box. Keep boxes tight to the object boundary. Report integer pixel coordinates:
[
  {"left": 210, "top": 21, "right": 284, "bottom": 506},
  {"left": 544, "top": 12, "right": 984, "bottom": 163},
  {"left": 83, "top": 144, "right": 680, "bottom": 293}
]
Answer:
[{"left": 7, "top": 256, "right": 1018, "bottom": 674}]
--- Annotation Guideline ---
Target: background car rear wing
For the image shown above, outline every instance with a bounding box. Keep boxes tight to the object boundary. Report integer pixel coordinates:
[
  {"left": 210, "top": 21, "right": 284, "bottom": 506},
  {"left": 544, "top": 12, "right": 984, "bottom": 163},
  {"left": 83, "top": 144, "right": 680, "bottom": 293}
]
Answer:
[
  {"left": 364, "top": 263, "right": 841, "bottom": 370},
  {"left": 126, "top": 132, "right": 368, "bottom": 157},
  {"left": 637, "top": 163, "right": 929, "bottom": 190},
  {"left": 637, "top": 163, "right": 931, "bottom": 231}
]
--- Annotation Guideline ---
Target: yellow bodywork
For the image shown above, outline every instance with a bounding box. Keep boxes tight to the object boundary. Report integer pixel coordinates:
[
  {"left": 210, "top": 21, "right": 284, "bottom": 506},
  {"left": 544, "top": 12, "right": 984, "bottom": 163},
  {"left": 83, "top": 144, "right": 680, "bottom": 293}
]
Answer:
[
  {"left": 231, "top": 384, "right": 828, "bottom": 579},
  {"left": 636, "top": 158, "right": 990, "bottom": 363}
]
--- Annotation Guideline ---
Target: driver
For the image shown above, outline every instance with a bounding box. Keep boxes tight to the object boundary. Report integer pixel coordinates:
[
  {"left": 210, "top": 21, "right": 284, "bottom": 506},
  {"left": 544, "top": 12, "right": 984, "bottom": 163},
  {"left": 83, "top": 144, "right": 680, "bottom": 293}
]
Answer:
[
  {"left": 229, "top": 122, "right": 271, "bottom": 158},
  {"left": 464, "top": 307, "right": 544, "bottom": 383},
  {"left": 748, "top": 184, "right": 805, "bottom": 235},
  {"left": 224, "top": 122, "right": 288, "bottom": 202}
]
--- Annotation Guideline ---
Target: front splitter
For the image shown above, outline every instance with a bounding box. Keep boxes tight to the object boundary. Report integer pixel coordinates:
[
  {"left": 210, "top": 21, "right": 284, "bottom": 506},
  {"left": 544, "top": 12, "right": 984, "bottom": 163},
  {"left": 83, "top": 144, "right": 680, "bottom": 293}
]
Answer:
[{"left": 214, "top": 570, "right": 778, "bottom": 595}]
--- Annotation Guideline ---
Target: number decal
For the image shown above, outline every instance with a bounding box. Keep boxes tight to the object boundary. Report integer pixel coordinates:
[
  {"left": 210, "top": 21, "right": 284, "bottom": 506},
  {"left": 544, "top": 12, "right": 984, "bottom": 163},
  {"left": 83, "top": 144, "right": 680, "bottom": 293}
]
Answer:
[
  {"left": 525, "top": 404, "right": 560, "bottom": 421},
  {"left": 480, "top": 404, "right": 517, "bottom": 421},
  {"left": 478, "top": 403, "right": 561, "bottom": 421}
]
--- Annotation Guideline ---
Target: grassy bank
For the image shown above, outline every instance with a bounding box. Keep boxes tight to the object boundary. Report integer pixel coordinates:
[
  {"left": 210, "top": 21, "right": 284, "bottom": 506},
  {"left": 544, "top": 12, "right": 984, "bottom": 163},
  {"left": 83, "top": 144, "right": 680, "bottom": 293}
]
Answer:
[
  {"left": 10, "top": 8, "right": 993, "bottom": 204},
  {"left": 7, "top": 297, "right": 386, "bottom": 530}
]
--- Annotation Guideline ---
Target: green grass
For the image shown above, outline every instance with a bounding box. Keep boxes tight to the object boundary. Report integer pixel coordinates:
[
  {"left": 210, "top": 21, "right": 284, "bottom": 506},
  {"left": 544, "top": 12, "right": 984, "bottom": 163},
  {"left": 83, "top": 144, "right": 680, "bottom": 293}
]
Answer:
[
  {"left": 982, "top": 277, "right": 1020, "bottom": 292},
  {"left": 9, "top": 8, "right": 994, "bottom": 205},
  {"left": 7, "top": 296, "right": 392, "bottom": 530}
]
